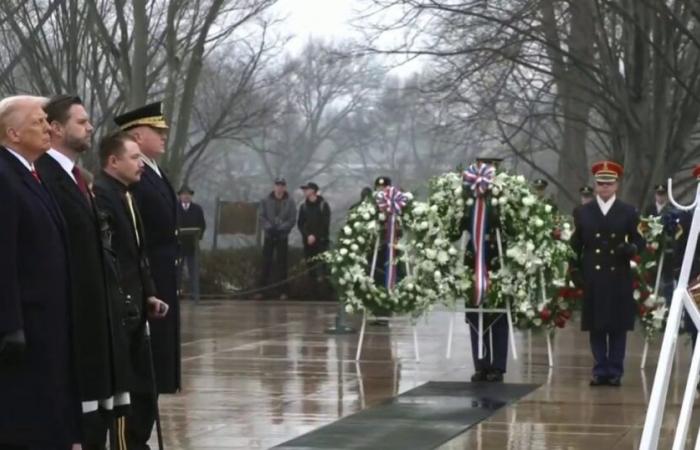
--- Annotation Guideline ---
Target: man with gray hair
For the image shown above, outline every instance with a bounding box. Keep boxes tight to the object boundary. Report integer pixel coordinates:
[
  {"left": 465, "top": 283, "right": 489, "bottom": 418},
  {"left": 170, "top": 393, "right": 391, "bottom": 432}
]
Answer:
[{"left": 0, "top": 95, "right": 81, "bottom": 449}]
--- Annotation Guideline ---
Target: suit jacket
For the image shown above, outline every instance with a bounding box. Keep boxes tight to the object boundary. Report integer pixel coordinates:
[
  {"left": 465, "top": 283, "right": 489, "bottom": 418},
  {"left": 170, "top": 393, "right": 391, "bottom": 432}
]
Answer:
[
  {"left": 571, "top": 198, "right": 645, "bottom": 332},
  {"left": 130, "top": 164, "right": 181, "bottom": 393},
  {"left": 177, "top": 201, "right": 206, "bottom": 256},
  {"left": 0, "top": 147, "right": 79, "bottom": 446},
  {"left": 35, "top": 153, "right": 114, "bottom": 404},
  {"left": 93, "top": 172, "right": 156, "bottom": 394}
]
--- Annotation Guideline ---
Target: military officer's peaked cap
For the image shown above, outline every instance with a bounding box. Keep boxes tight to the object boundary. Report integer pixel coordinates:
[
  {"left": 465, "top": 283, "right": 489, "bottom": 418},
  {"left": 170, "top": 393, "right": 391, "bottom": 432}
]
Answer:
[
  {"left": 375, "top": 176, "right": 392, "bottom": 188},
  {"left": 579, "top": 186, "right": 594, "bottom": 196},
  {"left": 475, "top": 156, "right": 503, "bottom": 168},
  {"left": 114, "top": 101, "right": 169, "bottom": 131},
  {"left": 178, "top": 185, "right": 194, "bottom": 195},
  {"left": 533, "top": 178, "right": 548, "bottom": 189},
  {"left": 591, "top": 160, "right": 623, "bottom": 182},
  {"left": 654, "top": 184, "right": 667, "bottom": 194}
]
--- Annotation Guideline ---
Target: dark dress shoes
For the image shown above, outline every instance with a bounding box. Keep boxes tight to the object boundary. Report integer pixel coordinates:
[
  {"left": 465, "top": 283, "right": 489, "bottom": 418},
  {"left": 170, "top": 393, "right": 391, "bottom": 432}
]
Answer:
[
  {"left": 607, "top": 377, "right": 622, "bottom": 387},
  {"left": 589, "top": 375, "right": 608, "bottom": 386},
  {"left": 471, "top": 371, "right": 487, "bottom": 382}
]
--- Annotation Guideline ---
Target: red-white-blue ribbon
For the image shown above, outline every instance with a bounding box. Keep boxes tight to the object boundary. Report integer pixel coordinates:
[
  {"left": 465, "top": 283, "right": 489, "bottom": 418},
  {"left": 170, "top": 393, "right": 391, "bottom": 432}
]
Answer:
[
  {"left": 463, "top": 164, "right": 495, "bottom": 306},
  {"left": 376, "top": 187, "right": 409, "bottom": 290},
  {"left": 463, "top": 163, "right": 495, "bottom": 196}
]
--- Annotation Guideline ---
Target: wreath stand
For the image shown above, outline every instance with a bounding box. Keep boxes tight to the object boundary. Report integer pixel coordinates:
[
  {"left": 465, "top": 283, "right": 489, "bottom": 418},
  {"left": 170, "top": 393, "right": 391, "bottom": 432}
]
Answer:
[
  {"left": 444, "top": 228, "right": 526, "bottom": 365},
  {"left": 640, "top": 251, "right": 666, "bottom": 369},
  {"left": 355, "top": 232, "right": 420, "bottom": 362}
]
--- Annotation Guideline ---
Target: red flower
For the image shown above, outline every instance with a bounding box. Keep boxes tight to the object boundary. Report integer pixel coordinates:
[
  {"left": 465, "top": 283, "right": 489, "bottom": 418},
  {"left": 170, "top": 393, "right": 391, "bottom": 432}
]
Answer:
[
  {"left": 639, "top": 305, "right": 647, "bottom": 317},
  {"left": 646, "top": 245, "right": 656, "bottom": 254},
  {"left": 632, "top": 280, "right": 640, "bottom": 289},
  {"left": 640, "top": 290, "right": 650, "bottom": 300},
  {"left": 560, "top": 310, "right": 572, "bottom": 320},
  {"left": 633, "top": 255, "right": 642, "bottom": 264},
  {"left": 555, "top": 315, "right": 566, "bottom": 328},
  {"left": 540, "top": 308, "right": 552, "bottom": 322}
]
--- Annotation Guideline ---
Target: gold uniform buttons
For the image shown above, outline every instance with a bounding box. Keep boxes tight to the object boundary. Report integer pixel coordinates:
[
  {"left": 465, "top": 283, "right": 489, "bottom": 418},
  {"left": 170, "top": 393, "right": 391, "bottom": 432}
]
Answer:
[
  {"left": 595, "top": 265, "right": 601, "bottom": 270},
  {"left": 595, "top": 249, "right": 601, "bottom": 254}
]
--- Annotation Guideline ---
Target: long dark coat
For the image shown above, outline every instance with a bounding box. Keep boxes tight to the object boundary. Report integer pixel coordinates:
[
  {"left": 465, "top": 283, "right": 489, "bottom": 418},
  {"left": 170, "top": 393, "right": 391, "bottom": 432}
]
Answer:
[
  {"left": 0, "top": 148, "right": 79, "bottom": 446},
  {"left": 571, "top": 199, "right": 645, "bottom": 332},
  {"left": 177, "top": 201, "right": 206, "bottom": 256},
  {"left": 131, "top": 164, "right": 181, "bottom": 393},
  {"left": 35, "top": 153, "right": 115, "bottom": 404},
  {"left": 93, "top": 172, "right": 157, "bottom": 394}
]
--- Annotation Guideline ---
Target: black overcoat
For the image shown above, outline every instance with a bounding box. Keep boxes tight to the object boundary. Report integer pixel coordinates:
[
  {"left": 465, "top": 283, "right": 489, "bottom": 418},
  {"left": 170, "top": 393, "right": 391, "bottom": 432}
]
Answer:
[
  {"left": 571, "top": 199, "right": 645, "bottom": 332},
  {"left": 131, "top": 165, "right": 181, "bottom": 393}
]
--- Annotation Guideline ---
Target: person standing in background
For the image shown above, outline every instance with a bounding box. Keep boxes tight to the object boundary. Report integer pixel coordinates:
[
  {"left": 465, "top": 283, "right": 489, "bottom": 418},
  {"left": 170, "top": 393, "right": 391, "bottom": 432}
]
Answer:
[
  {"left": 257, "top": 177, "right": 297, "bottom": 300},
  {"left": 297, "top": 182, "right": 331, "bottom": 299},
  {"left": 177, "top": 185, "right": 206, "bottom": 303}
]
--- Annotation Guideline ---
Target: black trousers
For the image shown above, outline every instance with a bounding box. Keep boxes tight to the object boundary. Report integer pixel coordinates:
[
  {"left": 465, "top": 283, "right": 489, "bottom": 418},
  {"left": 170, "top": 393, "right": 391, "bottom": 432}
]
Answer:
[
  {"left": 303, "top": 242, "right": 327, "bottom": 296},
  {"left": 589, "top": 331, "right": 627, "bottom": 378},
  {"left": 260, "top": 234, "right": 289, "bottom": 294},
  {"left": 467, "top": 312, "right": 509, "bottom": 373},
  {"left": 125, "top": 392, "right": 156, "bottom": 450}
]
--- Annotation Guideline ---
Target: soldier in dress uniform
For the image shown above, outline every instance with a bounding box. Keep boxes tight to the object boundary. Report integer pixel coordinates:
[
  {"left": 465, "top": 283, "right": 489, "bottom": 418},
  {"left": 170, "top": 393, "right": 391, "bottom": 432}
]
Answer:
[
  {"left": 579, "top": 186, "right": 594, "bottom": 205},
  {"left": 644, "top": 184, "right": 672, "bottom": 217},
  {"left": 456, "top": 157, "right": 509, "bottom": 382},
  {"left": 370, "top": 176, "right": 399, "bottom": 325},
  {"left": 93, "top": 132, "right": 169, "bottom": 450},
  {"left": 113, "top": 102, "right": 180, "bottom": 448},
  {"left": 570, "top": 161, "right": 644, "bottom": 387}
]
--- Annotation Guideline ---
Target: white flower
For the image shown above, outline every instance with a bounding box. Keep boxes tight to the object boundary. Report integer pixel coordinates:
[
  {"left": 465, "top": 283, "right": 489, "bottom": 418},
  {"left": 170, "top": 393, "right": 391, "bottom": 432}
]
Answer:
[
  {"left": 448, "top": 247, "right": 458, "bottom": 256},
  {"left": 466, "top": 198, "right": 474, "bottom": 206},
  {"left": 544, "top": 204, "right": 552, "bottom": 213},
  {"left": 491, "top": 187, "right": 501, "bottom": 196},
  {"left": 345, "top": 304, "right": 354, "bottom": 313},
  {"left": 437, "top": 251, "right": 449, "bottom": 264},
  {"left": 339, "top": 248, "right": 348, "bottom": 256},
  {"left": 633, "top": 289, "right": 641, "bottom": 300},
  {"left": 362, "top": 213, "right": 371, "bottom": 221},
  {"left": 522, "top": 196, "right": 536, "bottom": 206},
  {"left": 343, "top": 226, "right": 352, "bottom": 236},
  {"left": 454, "top": 187, "right": 463, "bottom": 196},
  {"left": 425, "top": 249, "right": 437, "bottom": 260},
  {"left": 350, "top": 244, "right": 359, "bottom": 252},
  {"left": 533, "top": 218, "right": 544, "bottom": 228},
  {"left": 378, "top": 213, "right": 386, "bottom": 221}
]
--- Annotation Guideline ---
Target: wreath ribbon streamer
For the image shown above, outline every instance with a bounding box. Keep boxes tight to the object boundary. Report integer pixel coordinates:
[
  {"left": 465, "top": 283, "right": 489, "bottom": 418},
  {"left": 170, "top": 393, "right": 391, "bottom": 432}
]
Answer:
[
  {"left": 376, "top": 186, "right": 409, "bottom": 290},
  {"left": 463, "top": 164, "right": 495, "bottom": 305}
]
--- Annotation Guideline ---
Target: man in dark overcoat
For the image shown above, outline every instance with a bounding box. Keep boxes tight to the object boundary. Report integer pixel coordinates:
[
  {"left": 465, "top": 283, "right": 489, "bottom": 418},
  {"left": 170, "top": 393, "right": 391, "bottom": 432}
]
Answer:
[
  {"left": 570, "top": 160, "right": 645, "bottom": 386},
  {"left": 114, "top": 103, "right": 180, "bottom": 412},
  {"left": 36, "top": 94, "right": 130, "bottom": 450},
  {"left": 93, "top": 132, "right": 168, "bottom": 450},
  {"left": 176, "top": 185, "right": 206, "bottom": 302},
  {"left": 0, "top": 95, "right": 81, "bottom": 449}
]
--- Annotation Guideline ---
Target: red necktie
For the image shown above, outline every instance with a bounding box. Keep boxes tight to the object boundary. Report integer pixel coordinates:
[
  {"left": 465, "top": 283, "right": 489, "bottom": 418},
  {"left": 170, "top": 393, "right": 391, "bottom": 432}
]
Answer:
[
  {"left": 30, "top": 169, "right": 41, "bottom": 184},
  {"left": 72, "top": 166, "right": 90, "bottom": 198}
]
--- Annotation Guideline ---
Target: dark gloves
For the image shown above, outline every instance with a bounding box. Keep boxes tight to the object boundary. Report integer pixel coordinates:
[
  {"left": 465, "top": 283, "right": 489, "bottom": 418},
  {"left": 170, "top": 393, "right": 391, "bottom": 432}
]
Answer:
[
  {"left": 615, "top": 242, "right": 638, "bottom": 259},
  {"left": 0, "top": 330, "right": 26, "bottom": 367},
  {"left": 570, "top": 268, "right": 584, "bottom": 288}
]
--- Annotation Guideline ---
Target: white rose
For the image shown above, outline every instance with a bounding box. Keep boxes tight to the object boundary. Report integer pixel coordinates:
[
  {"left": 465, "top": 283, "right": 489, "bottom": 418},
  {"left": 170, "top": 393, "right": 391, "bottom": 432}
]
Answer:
[
  {"left": 522, "top": 196, "right": 535, "bottom": 206},
  {"left": 448, "top": 247, "right": 458, "bottom": 256},
  {"left": 533, "top": 218, "right": 544, "bottom": 227},
  {"left": 454, "top": 187, "right": 463, "bottom": 196},
  {"left": 466, "top": 198, "right": 474, "bottom": 206},
  {"left": 437, "top": 251, "right": 449, "bottom": 264},
  {"left": 362, "top": 213, "right": 371, "bottom": 221},
  {"left": 339, "top": 248, "right": 348, "bottom": 256},
  {"left": 350, "top": 244, "right": 359, "bottom": 252},
  {"left": 343, "top": 226, "right": 352, "bottom": 236},
  {"left": 544, "top": 204, "right": 552, "bottom": 213},
  {"left": 633, "top": 289, "right": 641, "bottom": 300},
  {"left": 491, "top": 187, "right": 501, "bottom": 196},
  {"left": 345, "top": 305, "right": 354, "bottom": 313},
  {"left": 425, "top": 249, "right": 437, "bottom": 260}
]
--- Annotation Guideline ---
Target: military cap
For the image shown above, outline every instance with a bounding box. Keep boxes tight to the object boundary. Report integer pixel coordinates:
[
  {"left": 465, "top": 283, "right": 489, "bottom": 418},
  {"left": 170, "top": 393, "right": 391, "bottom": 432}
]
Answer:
[
  {"left": 374, "top": 176, "right": 392, "bottom": 188},
  {"left": 177, "top": 185, "right": 194, "bottom": 195},
  {"left": 579, "top": 186, "right": 594, "bottom": 196},
  {"left": 533, "top": 178, "right": 549, "bottom": 189},
  {"left": 654, "top": 184, "right": 667, "bottom": 194},
  {"left": 591, "top": 160, "right": 623, "bottom": 183},
  {"left": 114, "top": 101, "right": 169, "bottom": 131}
]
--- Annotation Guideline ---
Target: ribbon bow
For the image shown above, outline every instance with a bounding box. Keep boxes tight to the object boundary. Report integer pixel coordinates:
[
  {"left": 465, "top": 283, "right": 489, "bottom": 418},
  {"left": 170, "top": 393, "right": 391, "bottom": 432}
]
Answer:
[
  {"left": 463, "top": 163, "right": 495, "bottom": 197},
  {"left": 376, "top": 186, "right": 409, "bottom": 216}
]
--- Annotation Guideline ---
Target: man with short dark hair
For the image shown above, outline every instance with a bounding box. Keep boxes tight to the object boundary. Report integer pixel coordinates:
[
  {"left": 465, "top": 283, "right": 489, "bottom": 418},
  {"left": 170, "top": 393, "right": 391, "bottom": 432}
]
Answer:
[
  {"left": 93, "top": 132, "right": 169, "bottom": 450},
  {"left": 257, "top": 177, "right": 297, "bottom": 300},
  {"left": 298, "top": 182, "right": 331, "bottom": 299},
  {"left": 177, "top": 185, "right": 206, "bottom": 302},
  {"left": 36, "top": 95, "right": 128, "bottom": 450}
]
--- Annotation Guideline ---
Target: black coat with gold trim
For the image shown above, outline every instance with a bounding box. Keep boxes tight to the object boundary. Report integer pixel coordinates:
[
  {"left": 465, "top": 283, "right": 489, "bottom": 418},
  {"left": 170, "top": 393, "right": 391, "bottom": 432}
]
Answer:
[{"left": 571, "top": 199, "right": 645, "bottom": 332}]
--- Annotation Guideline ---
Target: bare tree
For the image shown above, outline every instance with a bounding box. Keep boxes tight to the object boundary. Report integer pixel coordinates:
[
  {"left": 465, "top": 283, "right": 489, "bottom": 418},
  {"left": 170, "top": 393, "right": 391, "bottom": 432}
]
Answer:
[
  {"left": 362, "top": 0, "right": 700, "bottom": 207},
  {"left": 0, "top": 0, "right": 279, "bottom": 182}
]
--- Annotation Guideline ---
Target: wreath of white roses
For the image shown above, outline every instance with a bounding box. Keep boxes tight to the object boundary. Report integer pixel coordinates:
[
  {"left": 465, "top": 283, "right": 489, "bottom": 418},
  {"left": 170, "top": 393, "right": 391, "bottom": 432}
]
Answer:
[
  {"left": 635, "top": 215, "right": 670, "bottom": 337},
  {"left": 325, "top": 192, "right": 455, "bottom": 317},
  {"left": 418, "top": 170, "right": 576, "bottom": 331}
]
